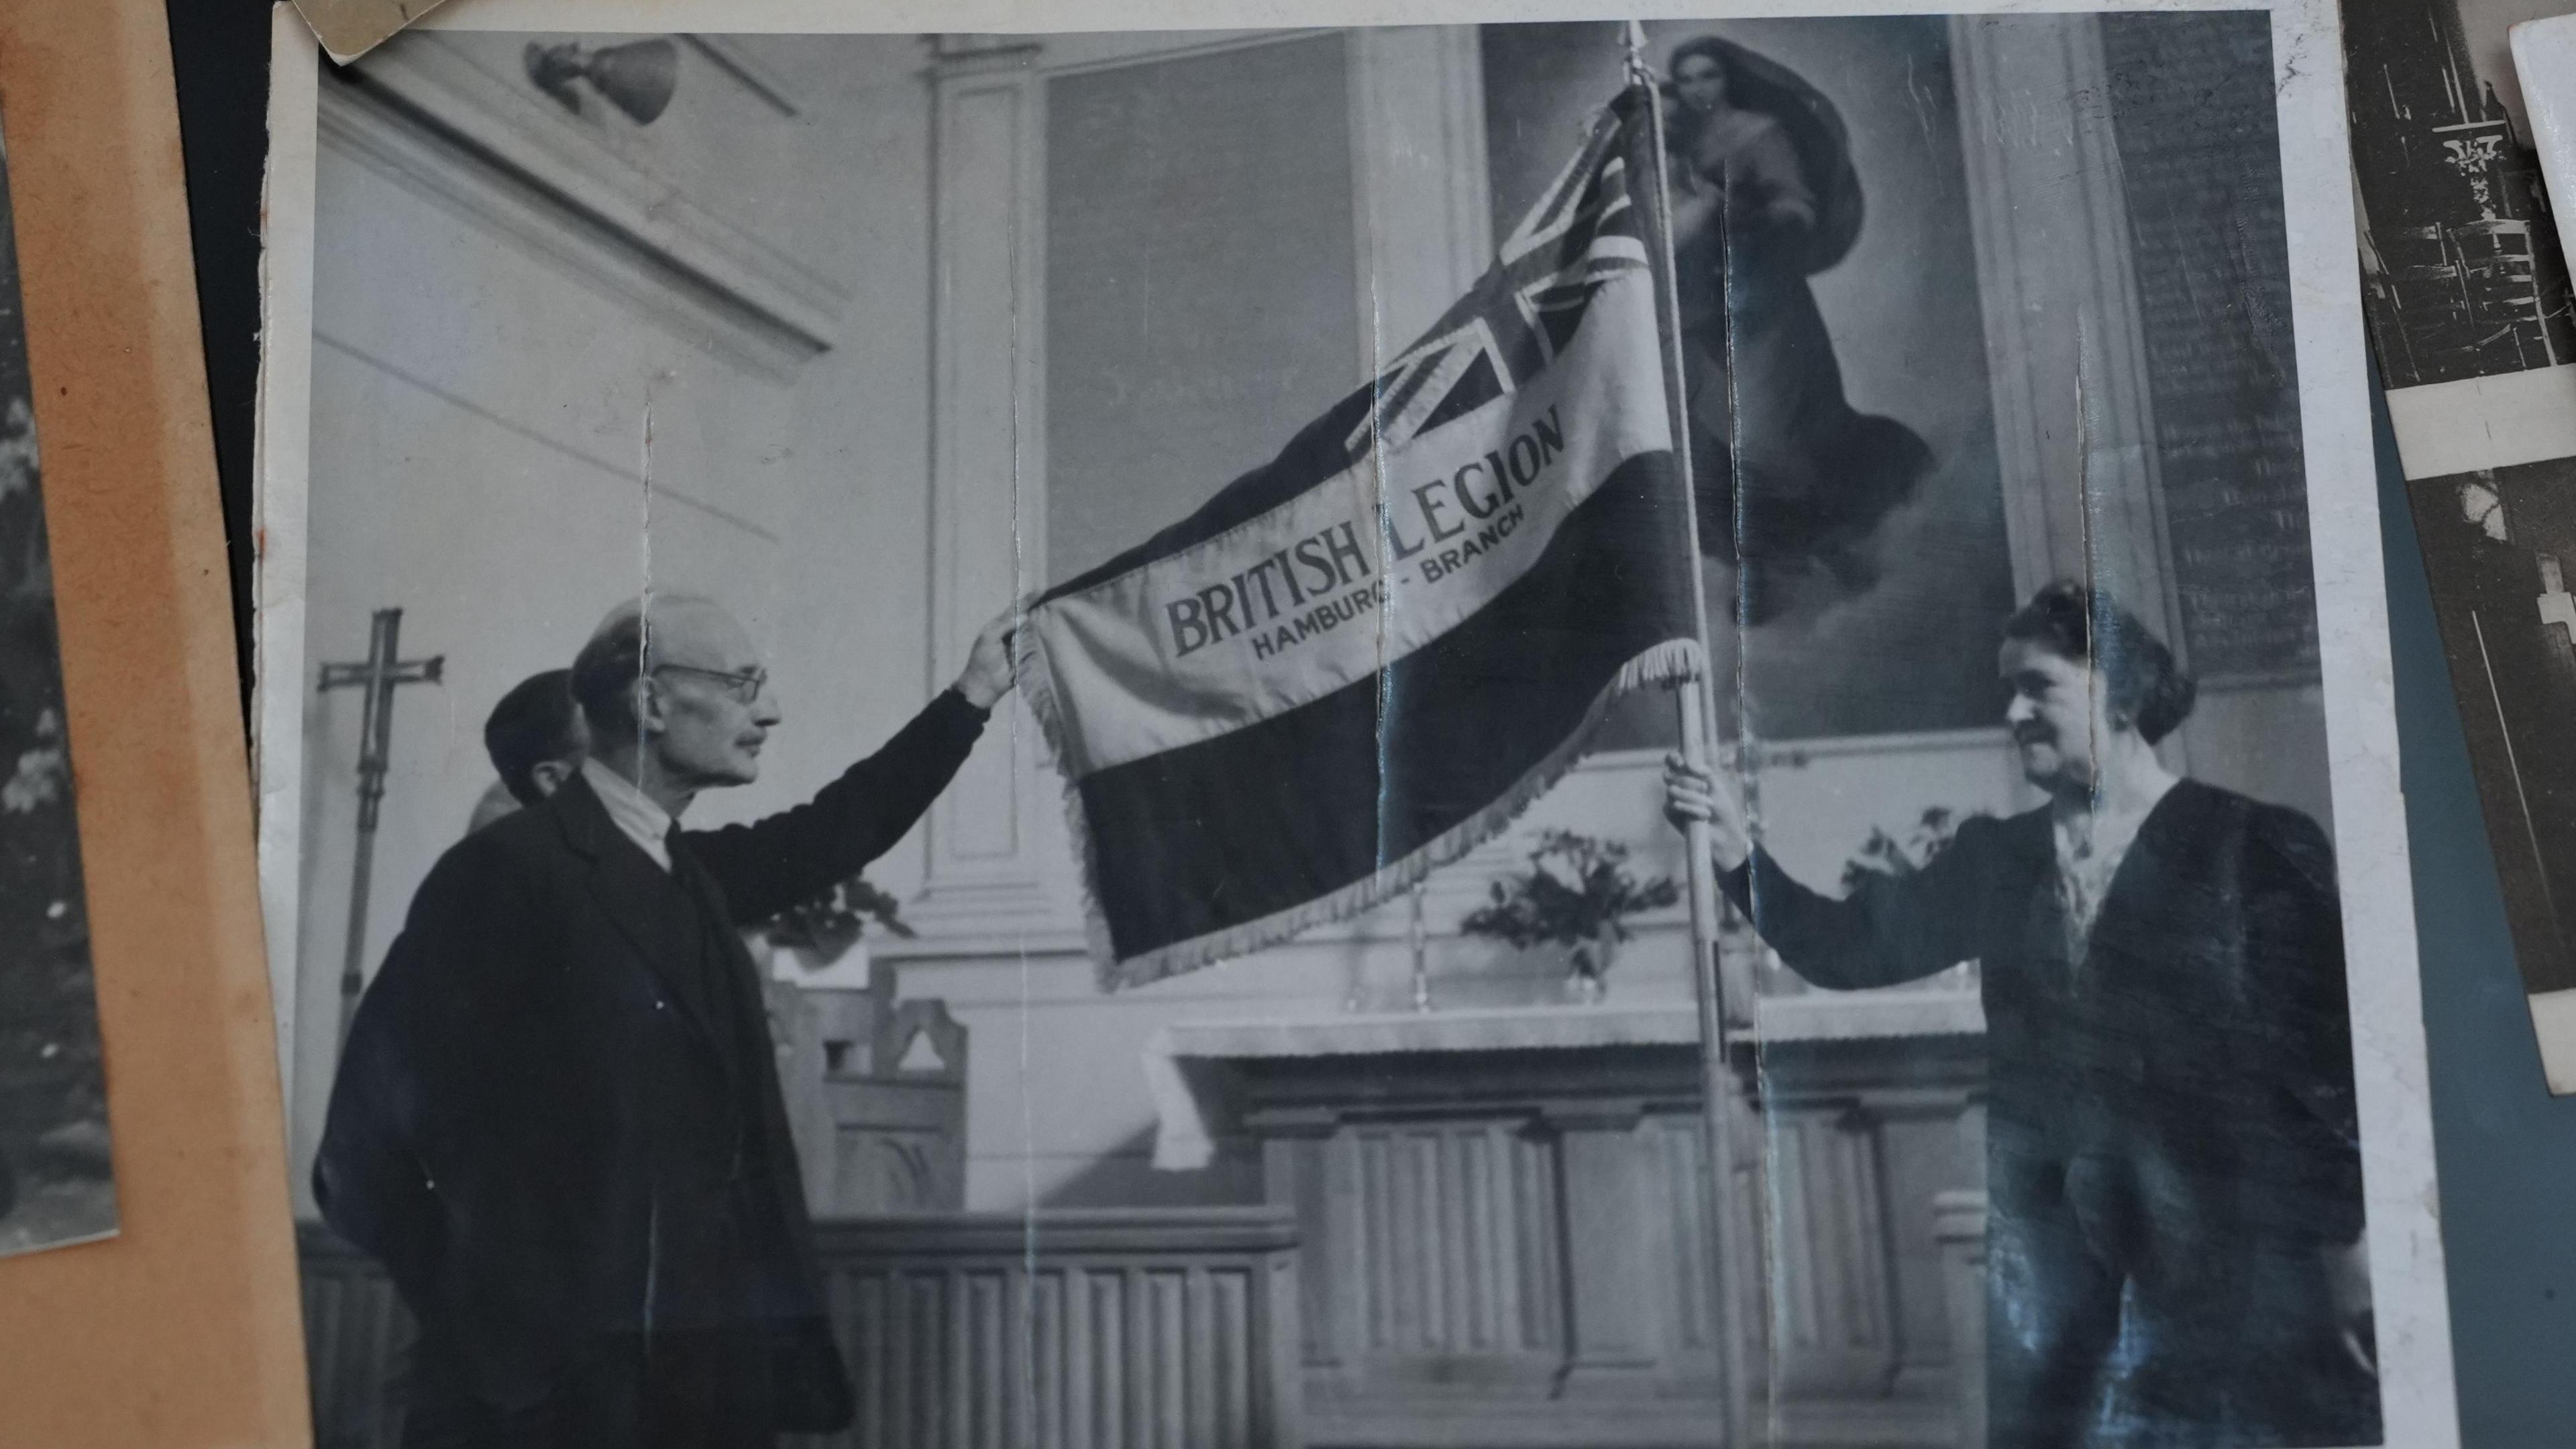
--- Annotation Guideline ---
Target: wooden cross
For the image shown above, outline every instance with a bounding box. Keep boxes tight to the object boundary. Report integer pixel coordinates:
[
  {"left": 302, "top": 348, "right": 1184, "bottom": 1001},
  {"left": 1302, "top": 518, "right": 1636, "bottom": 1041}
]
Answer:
[{"left": 319, "top": 608, "right": 443, "bottom": 1047}]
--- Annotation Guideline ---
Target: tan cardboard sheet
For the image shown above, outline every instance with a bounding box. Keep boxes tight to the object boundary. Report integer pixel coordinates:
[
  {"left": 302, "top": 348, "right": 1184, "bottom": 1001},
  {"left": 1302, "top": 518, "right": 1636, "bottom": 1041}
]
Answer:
[
  {"left": 0, "top": 1, "right": 307, "bottom": 1442},
  {"left": 293, "top": 0, "right": 460, "bottom": 62}
]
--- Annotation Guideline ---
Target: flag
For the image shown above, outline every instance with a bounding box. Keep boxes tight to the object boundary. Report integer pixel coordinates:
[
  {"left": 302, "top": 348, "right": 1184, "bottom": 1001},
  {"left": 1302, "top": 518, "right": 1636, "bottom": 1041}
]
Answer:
[{"left": 1018, "top": 87, "right": 1701, "bottom": 989}]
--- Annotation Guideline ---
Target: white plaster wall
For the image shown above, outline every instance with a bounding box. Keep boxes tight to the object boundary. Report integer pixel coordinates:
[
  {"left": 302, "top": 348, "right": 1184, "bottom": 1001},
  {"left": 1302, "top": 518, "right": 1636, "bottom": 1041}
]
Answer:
[{"left": 292, "top": 34, "right": 942, "bottom": 1206}]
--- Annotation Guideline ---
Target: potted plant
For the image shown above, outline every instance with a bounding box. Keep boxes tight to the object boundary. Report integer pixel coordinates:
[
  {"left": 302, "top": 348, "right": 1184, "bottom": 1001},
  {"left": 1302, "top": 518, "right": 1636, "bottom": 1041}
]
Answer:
[
  {"left": 1814, "top": 805, "right": 1986, "bottom": 994},
  {"left": 1838, "top": 806, "right": 1980, "bottom": 893},
  {"left": 1460, "top": 829, "right": 1679, "bottom": 1002},
  {"left": 761, "top": 873, "right": 915, "bottom": 987}
]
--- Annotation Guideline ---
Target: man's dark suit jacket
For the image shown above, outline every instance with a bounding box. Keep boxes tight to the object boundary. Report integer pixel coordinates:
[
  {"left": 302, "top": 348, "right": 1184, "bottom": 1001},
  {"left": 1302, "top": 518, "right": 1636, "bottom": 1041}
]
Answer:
[
  {"left": 1725, "top": 778, "right": 2375, "bottom": 1446},
  {"left": 315, "top": 690, "right": 988, "bottom": 1432}
]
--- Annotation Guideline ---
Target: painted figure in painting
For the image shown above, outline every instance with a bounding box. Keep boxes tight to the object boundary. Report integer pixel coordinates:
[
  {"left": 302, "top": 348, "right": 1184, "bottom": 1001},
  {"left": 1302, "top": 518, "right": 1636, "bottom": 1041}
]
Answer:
[{"left": 1660, "top": 36, "right": 1931, "bottom": 623}]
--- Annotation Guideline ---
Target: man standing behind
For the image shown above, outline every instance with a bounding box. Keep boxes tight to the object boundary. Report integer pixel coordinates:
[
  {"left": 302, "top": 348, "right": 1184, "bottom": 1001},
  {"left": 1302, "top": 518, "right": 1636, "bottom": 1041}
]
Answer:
[
  {"left": 319, "top": 593, "right": 1015, "bottom": 1448},
  {"left": 466, "top": 667, "right": 590, "bottom": 833}
]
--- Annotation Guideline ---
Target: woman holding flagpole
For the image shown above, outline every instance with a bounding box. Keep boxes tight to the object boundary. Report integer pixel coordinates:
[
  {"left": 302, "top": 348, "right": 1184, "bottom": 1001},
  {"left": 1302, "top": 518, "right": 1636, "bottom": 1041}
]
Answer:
[
  {"left": 1664, "top": 582, "right": 2377, "bottom": 1446},
  {"left": 1658, "top": 35, "right": 1931, "bottom": 624}
]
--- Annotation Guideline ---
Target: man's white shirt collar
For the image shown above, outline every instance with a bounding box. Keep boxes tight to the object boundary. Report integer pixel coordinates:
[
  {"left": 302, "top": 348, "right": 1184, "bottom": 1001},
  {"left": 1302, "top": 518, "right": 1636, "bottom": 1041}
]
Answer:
[{"left": 581, "top": 757, "right": 674, "bottom": 871}]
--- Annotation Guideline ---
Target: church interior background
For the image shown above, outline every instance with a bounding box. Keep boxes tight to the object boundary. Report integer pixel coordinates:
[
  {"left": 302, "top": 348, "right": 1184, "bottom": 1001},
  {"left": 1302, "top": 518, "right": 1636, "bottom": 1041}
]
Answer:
[{"left": 280, "top": 19, "right": 2334, "bottom": 1448}]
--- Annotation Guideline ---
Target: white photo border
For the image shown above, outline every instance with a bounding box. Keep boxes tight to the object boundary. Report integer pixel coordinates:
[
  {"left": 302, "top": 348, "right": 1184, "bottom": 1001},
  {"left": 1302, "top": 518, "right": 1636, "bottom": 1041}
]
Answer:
[{"left": 258, "top": 3, "right": 2458, "bottom": 1442}]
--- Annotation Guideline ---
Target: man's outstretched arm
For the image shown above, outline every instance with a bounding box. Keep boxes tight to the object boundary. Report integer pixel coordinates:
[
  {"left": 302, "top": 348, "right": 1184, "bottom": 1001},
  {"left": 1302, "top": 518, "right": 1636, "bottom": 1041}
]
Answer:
[{"left": 688, "top": 610, "right": 1016, "bottom": 922}]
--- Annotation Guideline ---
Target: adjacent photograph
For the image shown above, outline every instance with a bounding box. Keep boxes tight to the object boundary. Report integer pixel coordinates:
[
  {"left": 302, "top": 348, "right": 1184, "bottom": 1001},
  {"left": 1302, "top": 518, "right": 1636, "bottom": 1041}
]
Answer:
[
  {"left": 2346, "top": 0, "right": 2576, "bottom": 387},
  {"left": 2403, "top": 457, "right": 2576, "bottom": 1077},
  {"left": 0, "top": 123, "right": 115, "bottom": 1258},
  {"left": 258, "top": 5, "right": 2449, "bottom": 1446},
  {"left": 2347, "top": 0, "right": 2576, "bottom": 1095}
]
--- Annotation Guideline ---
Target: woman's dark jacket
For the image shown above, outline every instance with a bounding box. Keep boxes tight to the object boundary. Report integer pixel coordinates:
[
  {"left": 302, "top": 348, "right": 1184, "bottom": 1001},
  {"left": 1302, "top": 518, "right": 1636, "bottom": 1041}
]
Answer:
[
  {"left": 1722, "top": 779, "right": 2372, "bottom": 1442},
  {"left": 1725, "top": 780, "right": 2363, "bottom": 1250}
]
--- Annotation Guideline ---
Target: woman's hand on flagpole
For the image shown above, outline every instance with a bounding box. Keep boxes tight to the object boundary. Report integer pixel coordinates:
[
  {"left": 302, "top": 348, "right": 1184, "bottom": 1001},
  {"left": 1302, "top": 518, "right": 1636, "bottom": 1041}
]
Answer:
[
  {"left": 955, "top": 609, "right": 1018, "bottom": 711},
  {"left": 1662, "top": 752, "right": 1752, "bottom": 873}
]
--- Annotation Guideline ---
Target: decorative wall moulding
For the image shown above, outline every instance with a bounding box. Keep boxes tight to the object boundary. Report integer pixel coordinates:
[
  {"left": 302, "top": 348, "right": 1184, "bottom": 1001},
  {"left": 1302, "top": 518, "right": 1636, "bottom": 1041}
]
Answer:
[{"left": 323, "top": 35, "right": 848, "bottom": 380}]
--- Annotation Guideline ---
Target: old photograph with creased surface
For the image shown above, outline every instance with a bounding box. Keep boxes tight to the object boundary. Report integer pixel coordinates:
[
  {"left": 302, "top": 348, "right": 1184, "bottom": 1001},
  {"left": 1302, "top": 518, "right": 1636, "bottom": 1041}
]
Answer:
[
  {"left": 258, "top": 5, "right": 2451, "bottom": 1446},
  {"left": 2347, "top": 0, "right": 2575, "bottom": 388},
  {"left": 2401, "top": 459, "right": 2576, "bottom": 1072},
  {"left": 2345, "top": 0, "right": 2576, "bottom": 1088}
]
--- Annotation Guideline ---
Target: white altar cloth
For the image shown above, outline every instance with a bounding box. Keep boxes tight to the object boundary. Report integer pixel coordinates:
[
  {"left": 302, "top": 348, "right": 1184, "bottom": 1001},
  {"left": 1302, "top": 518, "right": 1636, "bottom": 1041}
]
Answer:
[
  {"left": 1144, "top": 1003, "right": 1703, "bottom": 1169},
  {"left": 1143, "top": 991, "right": 1986, "bottom": 1169}
]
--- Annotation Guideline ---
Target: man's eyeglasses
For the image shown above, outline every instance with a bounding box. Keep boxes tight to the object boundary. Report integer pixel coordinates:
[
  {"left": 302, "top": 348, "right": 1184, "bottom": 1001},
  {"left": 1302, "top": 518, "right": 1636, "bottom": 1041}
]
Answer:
[{"left": 654, "top": 663, "right": 769, "bottom": 704}]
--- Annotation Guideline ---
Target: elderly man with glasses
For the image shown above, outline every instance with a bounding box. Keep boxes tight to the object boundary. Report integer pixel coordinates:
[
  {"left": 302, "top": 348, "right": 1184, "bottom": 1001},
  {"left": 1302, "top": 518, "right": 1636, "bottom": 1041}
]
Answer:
[{"left": 317, "top": 591, "right": 1015, "bottom": 1449}]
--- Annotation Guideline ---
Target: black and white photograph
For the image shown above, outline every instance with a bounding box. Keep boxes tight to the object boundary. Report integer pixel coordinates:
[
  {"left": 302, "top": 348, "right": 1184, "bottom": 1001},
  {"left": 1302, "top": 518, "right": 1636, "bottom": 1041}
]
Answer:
[
  {"left": 256, "top": 3, "right": 2451, "bottom": 1446},
  {"left": 2346, "top": 0, "right": 2576, "bottom": 389},
  {"left": 2341, "top": 0, "right": 2576, "bottom": 488},
  {"left": 2401, "top": 456, "right": 2576, "bottom": 1087},
  {"left": 0, "top": 122, "right": 115, "bottom": 1260},
  {"left": 2345, "top": 0, "right": 2576, "bottom": 1092}
]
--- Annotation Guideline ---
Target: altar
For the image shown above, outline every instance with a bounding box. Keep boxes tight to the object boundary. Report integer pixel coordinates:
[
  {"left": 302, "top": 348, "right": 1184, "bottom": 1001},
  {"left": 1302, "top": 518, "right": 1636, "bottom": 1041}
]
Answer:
[{"left": 1146, "top": 997, "right": 1988, "bottom": 1448}]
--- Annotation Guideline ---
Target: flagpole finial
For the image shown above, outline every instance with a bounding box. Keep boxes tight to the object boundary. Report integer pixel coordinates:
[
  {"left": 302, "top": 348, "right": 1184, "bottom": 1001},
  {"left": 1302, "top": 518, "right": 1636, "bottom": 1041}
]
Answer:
[{"left": 1623, "top": 20, "right": 1655, "bottom": 83}]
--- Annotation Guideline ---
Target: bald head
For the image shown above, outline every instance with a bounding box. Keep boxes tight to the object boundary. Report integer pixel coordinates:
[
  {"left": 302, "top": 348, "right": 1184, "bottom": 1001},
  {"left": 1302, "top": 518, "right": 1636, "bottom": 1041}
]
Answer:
[
  {"left": 571, "top": 593, "right": 780, "bottom": 800},
  {"left": 570, "top": 592, "right": 725, "bottom": 726}
]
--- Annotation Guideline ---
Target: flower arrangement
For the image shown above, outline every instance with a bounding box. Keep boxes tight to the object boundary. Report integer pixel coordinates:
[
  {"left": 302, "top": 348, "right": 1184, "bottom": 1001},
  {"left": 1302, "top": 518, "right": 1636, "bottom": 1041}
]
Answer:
[
  {"left": 1838, "top": 806, "right": 1983, "bottom": 893},
  {"left": 763, "top": 873, "right": 916, "bottom": 960},
  {"left": 1460, "top": 829, "right": 1680, "bottom": 991}
]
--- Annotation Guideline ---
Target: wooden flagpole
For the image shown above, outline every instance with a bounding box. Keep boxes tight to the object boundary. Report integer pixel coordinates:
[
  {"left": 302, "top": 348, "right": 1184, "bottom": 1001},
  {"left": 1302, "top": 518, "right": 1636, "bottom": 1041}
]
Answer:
[{"left": 1626, "top": 22, "right": 1758, "bottom": 1448}]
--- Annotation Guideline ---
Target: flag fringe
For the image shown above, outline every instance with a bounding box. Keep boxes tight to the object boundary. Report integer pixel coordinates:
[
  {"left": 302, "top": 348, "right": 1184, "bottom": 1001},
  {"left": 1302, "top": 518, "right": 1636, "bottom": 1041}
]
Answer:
[
  {"left": 1011, "top": 619, "right": 1124, "bottom": 974},
  {"left": 1016, "top": 626, "right": 1707, "bottom": 993}
]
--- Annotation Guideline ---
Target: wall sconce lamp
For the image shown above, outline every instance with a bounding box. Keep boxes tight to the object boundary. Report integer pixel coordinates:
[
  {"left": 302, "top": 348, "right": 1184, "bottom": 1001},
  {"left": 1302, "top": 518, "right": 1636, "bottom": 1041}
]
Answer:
[{"left": 525, "top": 38, "right": 681, "bottom": 126}]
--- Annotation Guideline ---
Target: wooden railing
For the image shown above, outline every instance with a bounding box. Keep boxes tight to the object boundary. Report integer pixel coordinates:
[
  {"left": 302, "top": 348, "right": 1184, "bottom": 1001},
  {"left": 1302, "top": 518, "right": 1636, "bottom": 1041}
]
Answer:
[
  {"left": 1933, "top": 1191, "right": 1990, "bottom": 1449},
  {"left": 809, "top": 1210, "right": 1303, "bottom": 1449},
  {"left": 299, "top": 1223, "right": 409, "bottom": 1449},
  {"left": 299, "top": 1207, "right": 1303, "bottom": 1449}
]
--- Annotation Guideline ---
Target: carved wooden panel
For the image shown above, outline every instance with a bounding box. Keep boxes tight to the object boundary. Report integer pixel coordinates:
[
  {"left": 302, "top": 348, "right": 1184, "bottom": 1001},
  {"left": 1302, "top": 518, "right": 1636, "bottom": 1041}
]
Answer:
[
  {"left": 1766, "top": 1106, "right": 1901, "bottom": 1395},
  {"left": 1935, "top": 1191, "right": 1991, "bottom": 1449},
  {"left": 811, "top": 1210, "right": 1302, "bottom": 1449},
  {"left": 1338, "top": 1120, "right": 1564, "bottom": 1360},
  {"left": 1230, "top": 1036, "right": 1980, "bottom": 1446},
  {"left": 1647, "top": 1113, "right": 1727, "bottom": 1360},
  {"left": 1241, "top": 1051, "right": 1731, "bottom": 1444},
  {"left": 300, "top": 1209, "right": 1301, "bottom": 1449},
  {"left": 769, "top": 968, "right": 970, "bottom": 1216},
  {"left": 299, "top": 1222, "right": 415, "bottom": 1449}
]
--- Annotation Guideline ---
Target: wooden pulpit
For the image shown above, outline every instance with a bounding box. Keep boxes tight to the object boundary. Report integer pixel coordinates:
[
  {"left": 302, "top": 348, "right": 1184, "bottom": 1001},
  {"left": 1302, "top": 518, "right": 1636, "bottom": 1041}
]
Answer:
[{"left": 764, "top": 953, "right": 969, "bottom": 1214}]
